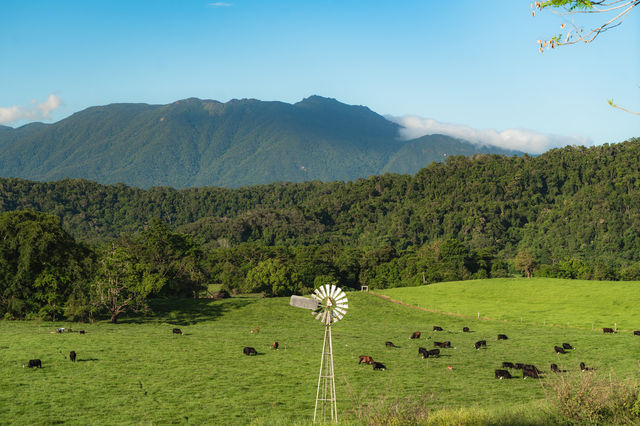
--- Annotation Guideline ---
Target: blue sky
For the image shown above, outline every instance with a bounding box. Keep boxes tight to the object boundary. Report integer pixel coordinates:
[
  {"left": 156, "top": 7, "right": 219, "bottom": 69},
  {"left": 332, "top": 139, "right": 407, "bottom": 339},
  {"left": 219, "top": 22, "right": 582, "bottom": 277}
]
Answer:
[{"left": 1, "top": 0, "right": 638, "bottom": 153}]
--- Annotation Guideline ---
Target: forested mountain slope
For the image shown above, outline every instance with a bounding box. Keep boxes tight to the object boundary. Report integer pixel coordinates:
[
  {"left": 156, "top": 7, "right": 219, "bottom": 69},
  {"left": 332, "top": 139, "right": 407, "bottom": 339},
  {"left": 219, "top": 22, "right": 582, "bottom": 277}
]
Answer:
[
  {"left": 0, "top": 96, "right": 520, "bottom": 188},
  {"left": 1, "top": 138, "right": 639, "bottom": 268}
]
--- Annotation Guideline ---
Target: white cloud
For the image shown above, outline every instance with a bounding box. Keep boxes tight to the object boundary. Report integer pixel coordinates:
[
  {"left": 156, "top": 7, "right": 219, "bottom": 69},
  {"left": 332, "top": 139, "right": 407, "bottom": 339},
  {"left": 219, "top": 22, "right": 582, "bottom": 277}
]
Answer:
[
  {"left": 0, "top": 94, "right": 62, "bottom": 125},
  {"left": 387, "top": 115, "right": 591, "bottom": 154},
  {"left": 208, "top": 2, "right": 232, "bottom": 6}
]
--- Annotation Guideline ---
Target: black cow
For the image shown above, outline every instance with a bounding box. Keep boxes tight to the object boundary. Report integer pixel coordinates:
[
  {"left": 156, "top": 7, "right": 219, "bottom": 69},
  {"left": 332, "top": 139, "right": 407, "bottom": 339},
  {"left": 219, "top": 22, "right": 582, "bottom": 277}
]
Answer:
[
  {"left": 385, "top": 341, "right": 397, "bottom": 348},
  {"left": 554, "top": 345, "right": 567, "bottom": 354},
  {"left": 433, "top": 326, "right": 443, "bottom": 331},
  {"left": 69, "top": 351, "right": 76, "bottom": 362},
  {"left": 79, "top": 330, "right": 85, "bottom": 334},
  {"left": 580, "top": 362, "right": 594, "bottom": 371},
  {"left": 474, "top": 340, "right": 487, "bottom": 350},
  {"left": 434, "top": 341, "right": 451, "bottom": 348},
  {"left": 427, "top": 349, "right": 440, "bottom": 357},
  {"left": 495, "top": 369, "right": 513, "bottom": 379},
  {"left": 243, "top": 346, "right": 257, "bottom": 356},
  {"left": 372, "top": 362, "right": 386, "bottom": 370},
  {"left": 562, "top": 343, "right": 574, "bottom": 350},
  {"left": 603, "top": 327, "right": 615, "bottom": 334},
  {"left": 418, "top": 347, "right": 428, "bottom": 357},
  {"left": 27, "top": 359, "right": 42, "bottom": 368},
  {"left": 502, "top": 361, "right": 515, "bottom": 369},
  {"left": 522, "top": 364, "right": 540, "bottom": 379},
  {"left": 410, "top": 331, "right": 421, "bottom": 339},
  {"left": 497, "top": 334, "right": 508, "bottom": 340},
  {"left": 172, "top": 328, "right": 182, "bottom": 335},
  {"left": 514, "top": 363, "right": 525, "bottom": 370},
  {"left": 462, "top": 327, "right": 470, "bottom": 332},
  {"left": 633, "top": 330, "right": 640, "bottom": 336},
  {"left": 550, "top": 363, "right": 567, "bottom": 373}
]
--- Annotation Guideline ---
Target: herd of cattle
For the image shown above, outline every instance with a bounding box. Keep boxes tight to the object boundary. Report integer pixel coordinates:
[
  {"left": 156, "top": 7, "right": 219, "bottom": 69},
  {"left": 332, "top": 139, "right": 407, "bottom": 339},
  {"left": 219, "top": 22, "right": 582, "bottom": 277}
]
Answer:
[
  {"left": 355, "top": 325, "right": 640, "bottom": 380},
  {"left": 23, "top": 324, "right": 640, "bottom": 379}
]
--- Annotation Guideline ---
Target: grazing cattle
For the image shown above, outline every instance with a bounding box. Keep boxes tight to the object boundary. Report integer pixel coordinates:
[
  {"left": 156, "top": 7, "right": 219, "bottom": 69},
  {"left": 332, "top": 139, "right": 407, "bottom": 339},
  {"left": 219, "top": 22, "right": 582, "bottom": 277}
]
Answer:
[
  {"left": 434, "top": 341, "right": 451, "bottom": 348},
  {"left": 433, "top": 326, "right": 443, "bottom": 331},
  {"left": 251, "top": 327, "right": 259, "bottom": 334},
  {"left": 272, "top": 341, "right": 279, "bottom": 350},
  {"left": 579, "top": 362, "right": 594, "bottom": 371},
  {"left": 554, "top": 346, "right": 567, "bottom": 354},
  {"left": 474, "top": 340, "right": 487, "bottom": 350},
  {"left": 410, "top": 331, "right": 421, "bottom": 339},
  {"left": 495, "top": 369, "right": 513, "bottom": 379},
  {"left": 550, "top": 363, "right": 567, "bottom": 373},
  {"left": 462, "top": 327, "right": 470, "bottom": 332},
  {"left": 172, "top": 328, "right": 182, "bottom": 335},
  {"left": 497, "top": 334, "right": 508, "bottom": 340},
  {"left": 418, "top": 347, "right": 428, "bottom": 357},
  {"left": 385, "top": 341, "right": 397, "bottom": 348},
  {"left": 69, "top": 351, "right": 76, "bottom": 362},
  {"left": 243, "top": 346, "right": 257, "bottom": 356},
  {"left": 502, "top": 362, "right": 515, "bottom": 369},
  {"left": 522, "top": 365, "right": 540, "bottom": 379},
  {"left": 602, "top": 327, "right": 615, "bottom": 334},
  {"left": 633, "top": 330, "right": 640, "bottom": 336},
  {"left": 514, "top": 363, "right": 525, "bottom": 370},
  {"left": 562, "top": 343, "right": 574, "bottom": 350},
  {"left": 57, "top": 328, "right": 64, "bottom": 334},
  {"left": 372, "top": 362, "right": 386, "bottom": 370},
  {"left": 359, "top": 355, "right": 374, "bottom": 365},
  {"left": 27, "top": 359, "right": 42, "bottom": 368},
  {"left": 427, "top": 349, "right": 440, "bottom": 357},
  {"left": 79, "top": 330, "right": 85, "bottom": 334}
]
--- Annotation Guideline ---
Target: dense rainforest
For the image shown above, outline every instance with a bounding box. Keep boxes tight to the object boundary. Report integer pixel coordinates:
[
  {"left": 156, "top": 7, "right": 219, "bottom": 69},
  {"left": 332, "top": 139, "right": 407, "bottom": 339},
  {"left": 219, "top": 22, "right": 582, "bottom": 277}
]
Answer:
[{"left": 1, "top": 138, "right": 639, "bottom": 320}]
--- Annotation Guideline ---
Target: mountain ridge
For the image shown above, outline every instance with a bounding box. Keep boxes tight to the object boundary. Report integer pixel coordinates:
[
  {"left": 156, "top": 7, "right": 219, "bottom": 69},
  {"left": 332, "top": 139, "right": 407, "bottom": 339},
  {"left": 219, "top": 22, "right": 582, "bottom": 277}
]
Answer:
[{"left": 0, "top": 96, "right": 522, "bottom": 188}]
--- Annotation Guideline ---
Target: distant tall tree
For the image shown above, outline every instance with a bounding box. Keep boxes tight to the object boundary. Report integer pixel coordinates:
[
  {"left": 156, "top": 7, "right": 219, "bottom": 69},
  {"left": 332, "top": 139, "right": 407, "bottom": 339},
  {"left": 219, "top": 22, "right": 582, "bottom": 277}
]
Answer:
[
  {"left": 0, "top": 210, "right": 92, "bottom": 319},
  {"left": 514, "top": 248, "right": 536, "bottom": 278},
  {"left": 92, "top": 242, "right": 165, "bottom": 323}
]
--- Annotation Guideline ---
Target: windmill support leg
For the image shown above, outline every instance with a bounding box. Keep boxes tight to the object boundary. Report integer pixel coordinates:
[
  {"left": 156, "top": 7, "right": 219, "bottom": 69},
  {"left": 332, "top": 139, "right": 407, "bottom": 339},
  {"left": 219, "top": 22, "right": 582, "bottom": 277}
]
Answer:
[{"left": 314, "top": 324, "right": 337, "bottom": 423}]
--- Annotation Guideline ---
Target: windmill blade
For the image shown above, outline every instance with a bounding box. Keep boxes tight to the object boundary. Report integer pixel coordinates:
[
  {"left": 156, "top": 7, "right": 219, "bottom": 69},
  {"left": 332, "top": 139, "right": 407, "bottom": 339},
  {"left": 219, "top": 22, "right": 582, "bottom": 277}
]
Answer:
[
  {"left": 335, "top": 303, "right": 348, "bottom": 310},
  {"left": 334, "top": 293, "right": 347, "bottom": 303},
  {"left": 329, "top": 284, "right": 337, "bottom": 298},
  {"left": 314, "top": 311, "right": 326, "bottom": 322},
  {"left": 311, "top": 293, "right": 322, "bottom": 302},
  {"left": 333, "top": 307, "right": 346, "bottom": 317},
  {"left": 316, "top": 286, "right": 327, "bottom": 299},
  {"left": 332, "top": 311, "right": 344, "bottom": 321}
]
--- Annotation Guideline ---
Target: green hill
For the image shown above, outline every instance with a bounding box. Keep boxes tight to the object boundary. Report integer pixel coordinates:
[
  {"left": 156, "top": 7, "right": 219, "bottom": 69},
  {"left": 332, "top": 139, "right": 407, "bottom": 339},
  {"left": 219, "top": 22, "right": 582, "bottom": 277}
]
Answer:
[{"left": 0, "top": 96, "right": 520, "bottom": 188}]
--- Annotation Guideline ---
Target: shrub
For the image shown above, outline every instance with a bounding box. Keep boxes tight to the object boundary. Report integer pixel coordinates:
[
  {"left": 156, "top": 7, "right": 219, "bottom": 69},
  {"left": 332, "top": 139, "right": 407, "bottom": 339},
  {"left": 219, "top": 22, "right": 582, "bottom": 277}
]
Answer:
[{"left": 546, "top": 371, "right": 640, "bottom": 424}]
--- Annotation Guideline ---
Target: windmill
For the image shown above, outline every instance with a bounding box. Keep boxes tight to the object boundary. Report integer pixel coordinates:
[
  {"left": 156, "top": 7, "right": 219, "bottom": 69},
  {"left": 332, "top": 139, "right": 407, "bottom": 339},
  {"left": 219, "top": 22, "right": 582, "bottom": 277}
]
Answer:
[{"left": 290, "top": 284, "right": 348, "bottom": 423}]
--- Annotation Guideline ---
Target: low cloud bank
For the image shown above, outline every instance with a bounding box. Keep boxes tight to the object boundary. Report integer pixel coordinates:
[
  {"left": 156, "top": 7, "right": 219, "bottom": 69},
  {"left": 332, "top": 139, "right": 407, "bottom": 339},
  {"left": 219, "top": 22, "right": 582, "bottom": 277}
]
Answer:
[
  {"left": 0, "top": 94, "right": 62, "bottom": 125},
  {"left": 388, "top": 115, "right": 591, "bottom": 154}
]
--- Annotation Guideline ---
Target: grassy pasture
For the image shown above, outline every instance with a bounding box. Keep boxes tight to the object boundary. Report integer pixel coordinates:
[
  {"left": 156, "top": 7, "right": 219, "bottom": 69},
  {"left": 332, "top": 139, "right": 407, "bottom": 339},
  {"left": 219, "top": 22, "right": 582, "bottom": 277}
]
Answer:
[
  {"left": 379, "top": 278, "right": 640, "bottom": 331},
  {"left": 0, "top": 280, "right": 638, "bottom": 424}
]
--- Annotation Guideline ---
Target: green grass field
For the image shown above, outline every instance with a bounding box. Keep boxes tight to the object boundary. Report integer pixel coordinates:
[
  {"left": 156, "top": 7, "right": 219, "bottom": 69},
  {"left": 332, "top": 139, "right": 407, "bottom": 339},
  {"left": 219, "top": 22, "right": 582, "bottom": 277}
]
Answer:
[
  {"left": 1, "top": 278, "right": 639, "bottom": 424},
  {"left": 379, "top": 278, "right": 640, "bottom": 331}
]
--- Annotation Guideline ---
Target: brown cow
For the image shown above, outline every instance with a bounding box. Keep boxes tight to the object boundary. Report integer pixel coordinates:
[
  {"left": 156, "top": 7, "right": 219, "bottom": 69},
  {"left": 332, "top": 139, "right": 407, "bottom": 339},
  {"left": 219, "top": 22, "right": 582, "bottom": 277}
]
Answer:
[
  {"left": 410, "top": 331, "right": 421, "bottom": 339},
  {"left": 434, "top": 341, "right": 451, "bottom": 348},
  {"left": 359, "top": 355, "right": 374, "bottom": 365},
  {"left": 272, "top": 341, "right": 279, "bottom": 350}
]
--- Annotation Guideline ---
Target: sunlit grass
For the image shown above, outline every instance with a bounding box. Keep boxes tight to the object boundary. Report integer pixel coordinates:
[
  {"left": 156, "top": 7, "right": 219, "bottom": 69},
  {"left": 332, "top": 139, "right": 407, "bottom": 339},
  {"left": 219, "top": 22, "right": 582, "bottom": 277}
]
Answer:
[{"left": 1, "top": 282, "right": 639, "bottom": 424}]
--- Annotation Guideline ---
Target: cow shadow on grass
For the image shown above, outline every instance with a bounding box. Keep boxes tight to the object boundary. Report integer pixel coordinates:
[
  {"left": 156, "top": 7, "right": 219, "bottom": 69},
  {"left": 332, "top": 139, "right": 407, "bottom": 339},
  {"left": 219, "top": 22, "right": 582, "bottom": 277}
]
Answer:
[
  {"left": 118, "top": 297, "right": 257, "bottom": 326},
  {"left": 76, "top": 358, "right": 99, "bottom": 362}
]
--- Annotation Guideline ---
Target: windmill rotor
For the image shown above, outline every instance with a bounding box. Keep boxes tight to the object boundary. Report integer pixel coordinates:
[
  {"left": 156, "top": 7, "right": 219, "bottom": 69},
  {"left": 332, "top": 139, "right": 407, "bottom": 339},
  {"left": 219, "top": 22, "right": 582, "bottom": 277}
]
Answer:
[{"left": 311, "top": 284, "right": 349, "bottom": 324}]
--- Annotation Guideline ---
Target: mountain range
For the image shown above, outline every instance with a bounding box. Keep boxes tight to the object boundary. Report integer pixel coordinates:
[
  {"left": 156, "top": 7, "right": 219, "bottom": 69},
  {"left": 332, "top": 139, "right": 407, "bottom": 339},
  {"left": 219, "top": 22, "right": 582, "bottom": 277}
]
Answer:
[{"left": 0, "top": 96, "right": 522, "bottom": 188}]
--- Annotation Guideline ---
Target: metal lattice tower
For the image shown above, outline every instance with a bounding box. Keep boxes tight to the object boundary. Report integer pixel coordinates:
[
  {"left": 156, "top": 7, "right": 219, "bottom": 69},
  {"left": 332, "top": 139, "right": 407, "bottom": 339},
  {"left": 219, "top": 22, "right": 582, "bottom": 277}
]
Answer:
[{"left": 290, "top": 284, "right": 348, "bottom": 423}]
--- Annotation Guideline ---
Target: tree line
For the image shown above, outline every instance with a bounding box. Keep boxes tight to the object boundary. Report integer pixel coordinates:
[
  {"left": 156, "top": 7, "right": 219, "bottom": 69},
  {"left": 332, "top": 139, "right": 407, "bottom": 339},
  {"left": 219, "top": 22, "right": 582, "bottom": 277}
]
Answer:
[{"left": 2, "top": 138, "right": 640, "bottom": 320}]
